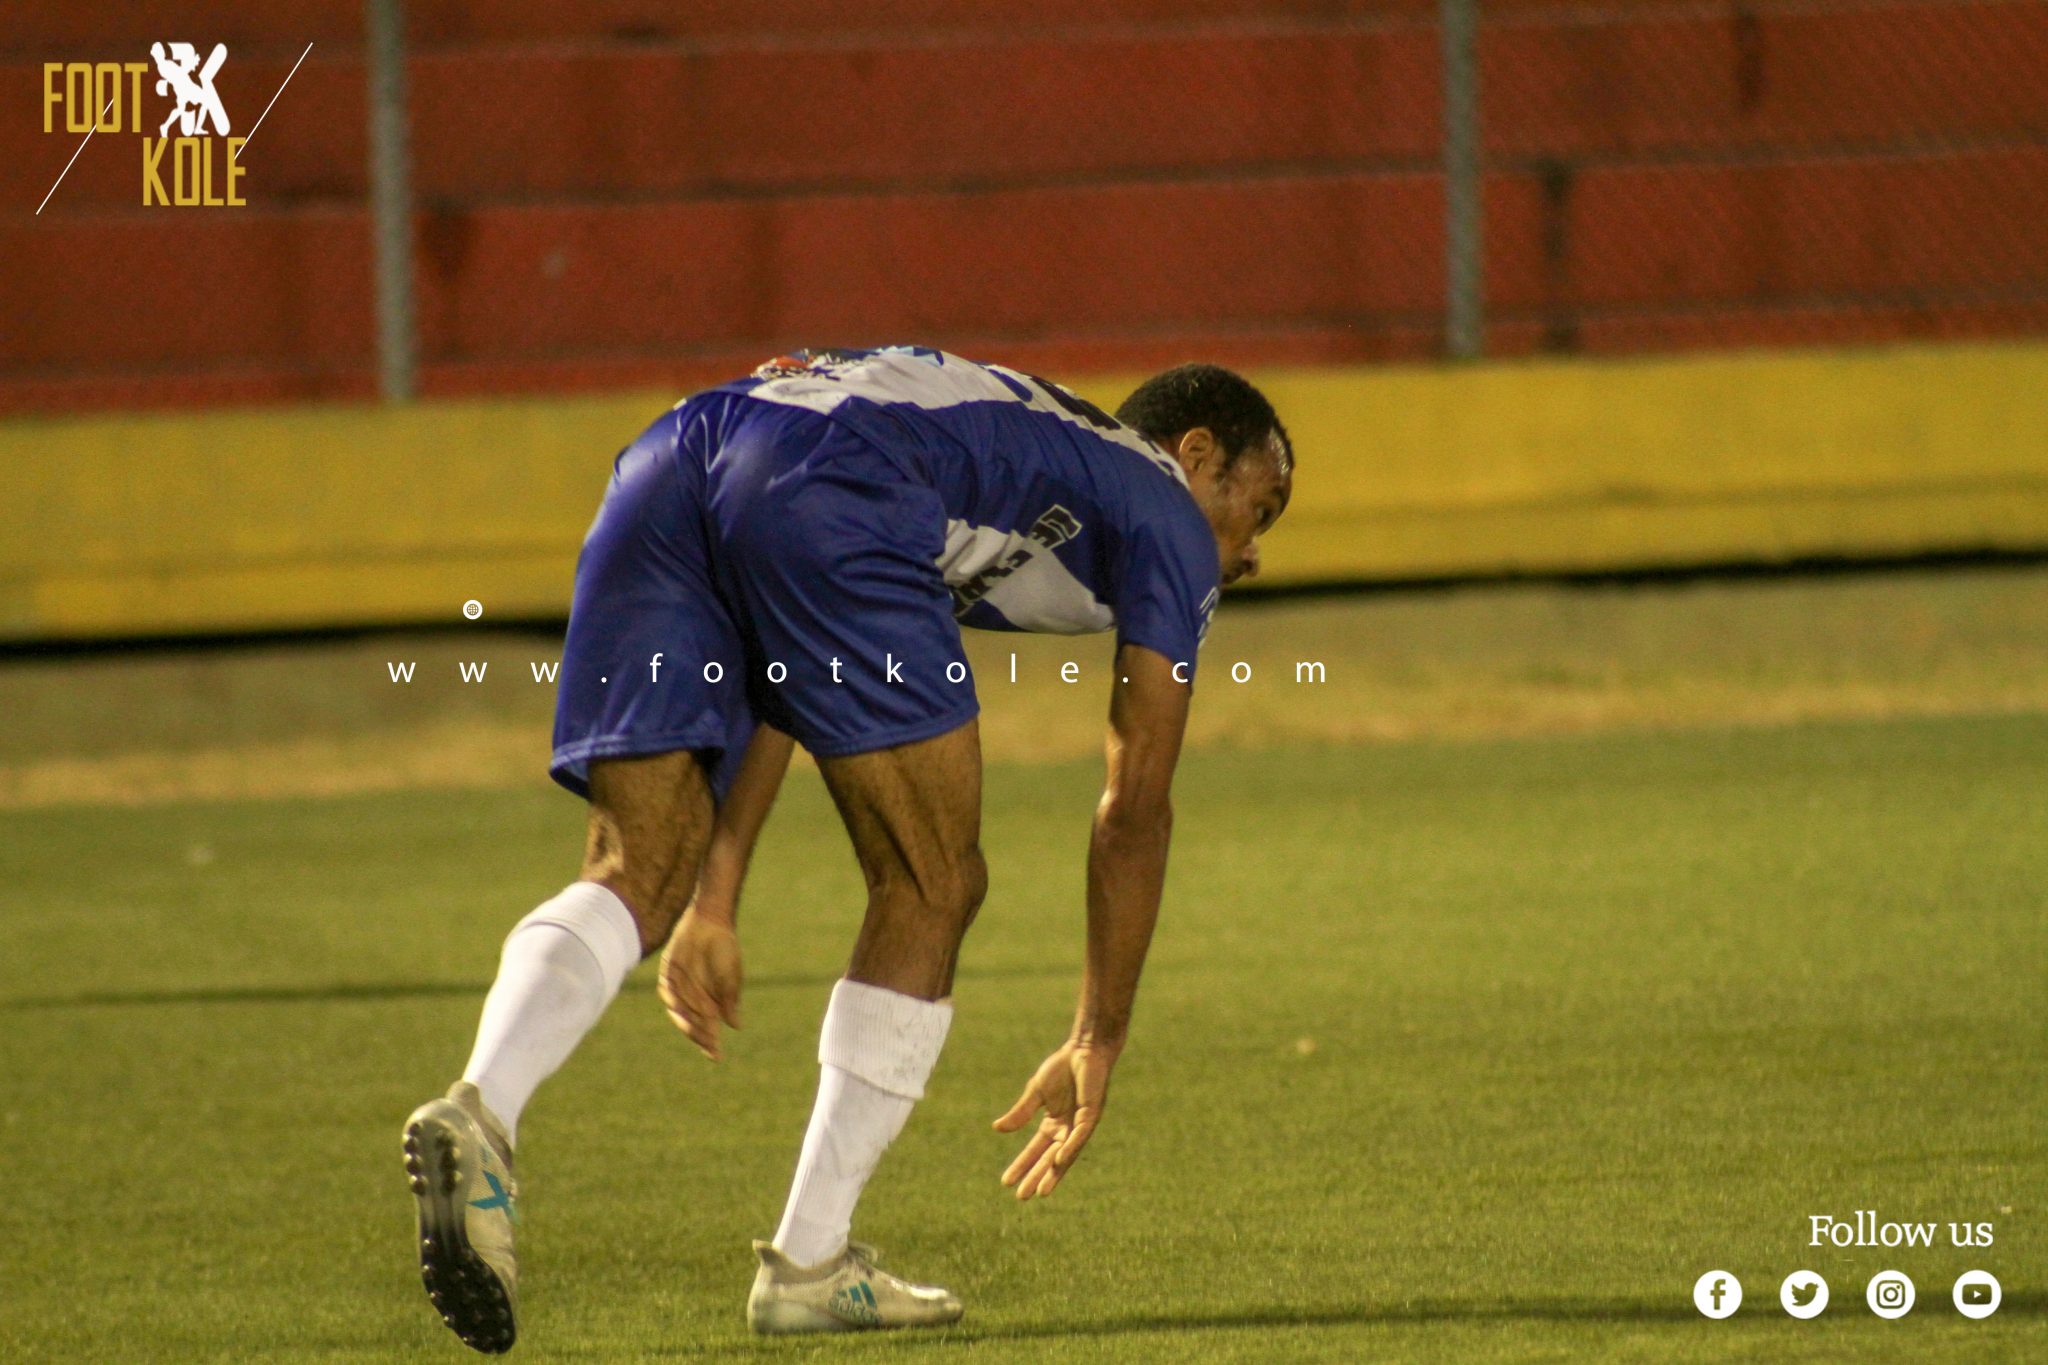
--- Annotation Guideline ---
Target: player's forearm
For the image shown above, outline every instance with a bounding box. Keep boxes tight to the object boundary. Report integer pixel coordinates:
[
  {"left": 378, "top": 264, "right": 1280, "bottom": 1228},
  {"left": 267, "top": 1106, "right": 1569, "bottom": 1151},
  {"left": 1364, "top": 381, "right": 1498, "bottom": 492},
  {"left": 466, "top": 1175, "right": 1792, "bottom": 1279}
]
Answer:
[
  {"left": 692, "top": 726, "right": 795, "bottom": 926},
  {"left": 1073, "top": 793, "right": 1172, "bottom": 1048}
]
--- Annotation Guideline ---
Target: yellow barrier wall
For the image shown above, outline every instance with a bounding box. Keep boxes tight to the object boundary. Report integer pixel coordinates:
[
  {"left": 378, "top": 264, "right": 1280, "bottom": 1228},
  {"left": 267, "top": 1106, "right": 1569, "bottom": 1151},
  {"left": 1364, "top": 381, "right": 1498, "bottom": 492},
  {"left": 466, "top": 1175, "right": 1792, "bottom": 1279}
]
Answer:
[{"left": 3, "top": 342, "right": 2045, "bottom": 641}]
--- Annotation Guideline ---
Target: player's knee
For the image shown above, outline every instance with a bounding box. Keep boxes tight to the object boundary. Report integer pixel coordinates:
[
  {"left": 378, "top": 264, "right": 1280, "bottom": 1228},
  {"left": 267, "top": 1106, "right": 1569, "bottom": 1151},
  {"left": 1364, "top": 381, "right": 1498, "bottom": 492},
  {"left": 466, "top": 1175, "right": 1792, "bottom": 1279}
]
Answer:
[
  {"left": 872, "top": 849, "right": 984, "bottom": 937},
  {"left": 625, "top": 891, "right": 686, "bottom": 958},
  {"left": 930, "top": 847, "right": 989, "bottom": 933},
  {"left": 958, "top": 846, "right": 989, "bottom": 932},
  {"left": 580, "top": 753, "right": 714, "bottom": 954},
  {"left": 579, "top": 819, "right": 691, "bottom": 956},
  {"left": 581, "top": 866, "right": 684, "bottom": 957}
]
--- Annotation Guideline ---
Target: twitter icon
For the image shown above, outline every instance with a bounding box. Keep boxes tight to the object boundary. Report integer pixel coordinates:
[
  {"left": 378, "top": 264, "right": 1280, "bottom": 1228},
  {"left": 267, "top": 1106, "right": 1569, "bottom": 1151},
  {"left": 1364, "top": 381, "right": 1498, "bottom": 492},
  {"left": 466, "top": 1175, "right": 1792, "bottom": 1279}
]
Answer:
[{"left": 1781, "top": 1271, "right": 1830, "bottom": 1319}]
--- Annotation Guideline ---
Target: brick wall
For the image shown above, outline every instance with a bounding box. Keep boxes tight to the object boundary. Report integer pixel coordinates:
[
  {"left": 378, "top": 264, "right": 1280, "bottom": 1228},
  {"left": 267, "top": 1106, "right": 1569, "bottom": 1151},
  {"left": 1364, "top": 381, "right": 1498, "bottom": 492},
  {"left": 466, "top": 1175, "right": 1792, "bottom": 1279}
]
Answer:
[{"left": 8, "top": 0, "right": 2044, "bottom": 414}]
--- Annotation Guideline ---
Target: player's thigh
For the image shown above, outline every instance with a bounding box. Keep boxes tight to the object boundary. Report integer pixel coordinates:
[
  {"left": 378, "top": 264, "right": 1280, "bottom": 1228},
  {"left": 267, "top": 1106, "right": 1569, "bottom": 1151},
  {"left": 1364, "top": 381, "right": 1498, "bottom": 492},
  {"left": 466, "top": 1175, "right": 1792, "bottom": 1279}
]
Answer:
[
  {"left": 816, "top": 717, "right": 988, "bottom": 925},
  {"left": 551, "top": 401, "right": 756, "bottom": 806},
  {"left": 703, "top": 409, "right": 979, "bottom": 757},
  {"left": 581, "top": 749, "right": 717, "bottom": 955}
]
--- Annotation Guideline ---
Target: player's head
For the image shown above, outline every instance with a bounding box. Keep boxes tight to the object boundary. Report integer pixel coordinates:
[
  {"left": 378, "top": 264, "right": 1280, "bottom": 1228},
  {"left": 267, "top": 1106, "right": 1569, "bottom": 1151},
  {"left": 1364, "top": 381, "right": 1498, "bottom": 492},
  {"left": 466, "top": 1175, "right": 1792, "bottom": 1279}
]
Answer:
[{"left": 1117, "top": 363, "right": 1294, "bottom": 586}]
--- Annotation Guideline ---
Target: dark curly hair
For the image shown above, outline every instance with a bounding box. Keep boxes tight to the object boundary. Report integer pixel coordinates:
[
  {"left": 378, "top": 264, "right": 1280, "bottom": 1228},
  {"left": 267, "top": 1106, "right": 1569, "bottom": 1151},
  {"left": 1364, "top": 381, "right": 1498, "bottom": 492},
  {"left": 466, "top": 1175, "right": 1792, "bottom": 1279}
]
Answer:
[{"left": 1114, "top": 363, "right": 1293, "bottom": 471}]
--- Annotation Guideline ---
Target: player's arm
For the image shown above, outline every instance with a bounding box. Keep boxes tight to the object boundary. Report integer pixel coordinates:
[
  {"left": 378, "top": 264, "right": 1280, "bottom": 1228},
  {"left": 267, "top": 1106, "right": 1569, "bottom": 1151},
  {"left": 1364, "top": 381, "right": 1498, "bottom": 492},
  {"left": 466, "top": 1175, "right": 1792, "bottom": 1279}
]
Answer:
[
  {"left": 993, "top": 642, "right": 1190, "bottom": 1198},
  {"left": 1077, "top": 641, "right": 1187, "bottom": 1046},
  {"left": 659, "top": 724, "right": 795, "bottom": 1060},
  {"left": 691, "top": 723, "right": 796, "bottom": 927}
]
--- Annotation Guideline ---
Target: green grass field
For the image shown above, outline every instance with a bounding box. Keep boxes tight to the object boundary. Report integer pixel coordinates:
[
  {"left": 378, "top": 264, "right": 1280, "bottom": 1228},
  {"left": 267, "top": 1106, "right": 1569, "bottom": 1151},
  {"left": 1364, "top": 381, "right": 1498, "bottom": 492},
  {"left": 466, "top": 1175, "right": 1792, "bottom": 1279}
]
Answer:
[{"left": 1, "top": 704, "right": 2041, "bottom": 1361}]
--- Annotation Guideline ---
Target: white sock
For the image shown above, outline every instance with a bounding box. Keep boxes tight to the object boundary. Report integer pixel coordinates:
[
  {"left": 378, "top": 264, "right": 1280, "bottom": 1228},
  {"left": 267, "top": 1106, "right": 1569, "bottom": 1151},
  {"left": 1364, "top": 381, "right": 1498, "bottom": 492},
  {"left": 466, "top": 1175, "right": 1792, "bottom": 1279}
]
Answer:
[
  {"left": 772, "top": 979, "right": 954, "bottom": 1267},
  {"left": 461, "top": 882, "right": 642, "bottom": 1148}
]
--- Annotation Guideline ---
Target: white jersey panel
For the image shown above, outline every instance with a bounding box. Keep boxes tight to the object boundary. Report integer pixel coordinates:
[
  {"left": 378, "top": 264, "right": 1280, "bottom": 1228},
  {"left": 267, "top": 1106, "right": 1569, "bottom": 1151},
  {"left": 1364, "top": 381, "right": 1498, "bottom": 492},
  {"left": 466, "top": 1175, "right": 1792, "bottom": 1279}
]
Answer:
[
  {"left": 938, "top": 518, "right": 1115, "bottom": 635},
  {"left": 744, "top": 347, "right": 1189, "bottom": 487}
]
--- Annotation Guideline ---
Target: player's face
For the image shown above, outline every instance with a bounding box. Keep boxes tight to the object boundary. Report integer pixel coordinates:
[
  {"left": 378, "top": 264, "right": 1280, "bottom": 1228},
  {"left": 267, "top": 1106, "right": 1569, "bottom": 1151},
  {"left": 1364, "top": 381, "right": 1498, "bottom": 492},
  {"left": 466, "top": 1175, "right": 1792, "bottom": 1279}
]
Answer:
[{"left": 1178, "top": 429, "right": 1292, "bottom": 586}]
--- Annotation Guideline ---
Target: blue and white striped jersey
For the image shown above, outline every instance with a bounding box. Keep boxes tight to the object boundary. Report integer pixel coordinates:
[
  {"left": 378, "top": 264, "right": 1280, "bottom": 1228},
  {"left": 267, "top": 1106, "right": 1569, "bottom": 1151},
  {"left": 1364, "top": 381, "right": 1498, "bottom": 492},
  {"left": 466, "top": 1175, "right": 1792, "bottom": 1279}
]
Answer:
[{"left": 713, "top": 346, "right": 1221, "bottom": 670}]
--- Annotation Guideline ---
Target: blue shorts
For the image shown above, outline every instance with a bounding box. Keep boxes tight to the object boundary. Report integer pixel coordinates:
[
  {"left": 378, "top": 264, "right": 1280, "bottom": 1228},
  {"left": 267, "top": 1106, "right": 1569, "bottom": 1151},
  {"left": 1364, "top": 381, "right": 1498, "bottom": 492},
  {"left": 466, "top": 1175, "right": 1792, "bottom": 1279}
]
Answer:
[{"left": 549, "top": 393, "right": 979, "bottom": 803}]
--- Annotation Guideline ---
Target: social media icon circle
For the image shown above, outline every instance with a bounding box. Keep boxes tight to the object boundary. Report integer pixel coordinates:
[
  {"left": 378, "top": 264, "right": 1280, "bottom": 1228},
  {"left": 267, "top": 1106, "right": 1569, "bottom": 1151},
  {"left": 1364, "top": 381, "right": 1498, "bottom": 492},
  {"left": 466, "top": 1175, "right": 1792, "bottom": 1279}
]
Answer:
[
  {"left": 1866, "top": 1270, "right": 1915, "bottom": 1319},
  {"left": 1780, "top": 1270, "right": 1829, "bottom": 1319},
  {"left": 1694, "top": 1270, "right": 1743, "bottom": 1318},
  {"left": 1952, "top": 1270, "right": 2001, "bottom": 1319}
]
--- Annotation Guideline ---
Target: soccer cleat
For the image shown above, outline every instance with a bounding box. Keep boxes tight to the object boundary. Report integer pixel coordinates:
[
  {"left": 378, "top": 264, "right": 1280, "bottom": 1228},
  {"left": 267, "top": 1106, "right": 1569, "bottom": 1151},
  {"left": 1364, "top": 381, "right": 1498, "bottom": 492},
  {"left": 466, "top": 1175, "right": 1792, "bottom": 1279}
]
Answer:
[
  {"left": 746, "top": 1239, "right": 964, "bottom": 1334},
  {"left": 402, "top": 1082, "right": 520, "bottom": 1353}
]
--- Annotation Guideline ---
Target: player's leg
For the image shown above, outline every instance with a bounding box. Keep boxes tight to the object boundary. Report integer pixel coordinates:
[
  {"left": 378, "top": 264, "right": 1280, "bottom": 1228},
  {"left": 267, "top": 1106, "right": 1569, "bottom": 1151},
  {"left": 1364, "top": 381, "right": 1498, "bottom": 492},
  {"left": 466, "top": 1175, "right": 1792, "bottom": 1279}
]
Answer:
[
  {"left": 404, "top": 753, "right": 711, "bottom": 1353},
  {"left": 825, "top": 718, "right": 987, "bottom": 1001},
  {"left": 697, "top": 398, "right": 980, "bottom": 1329},
  {"left": 462, "top": 750, "right": 714, "bottom": 1141},
  {"left": 749, "top": 719, "right": 983, "bottom": 1332},
  {"left": 404, "top": 401, "right": 743, "bottom": 1355},
  {"left": 455, "top": 398, "right": 747, "bottom": 1148}
]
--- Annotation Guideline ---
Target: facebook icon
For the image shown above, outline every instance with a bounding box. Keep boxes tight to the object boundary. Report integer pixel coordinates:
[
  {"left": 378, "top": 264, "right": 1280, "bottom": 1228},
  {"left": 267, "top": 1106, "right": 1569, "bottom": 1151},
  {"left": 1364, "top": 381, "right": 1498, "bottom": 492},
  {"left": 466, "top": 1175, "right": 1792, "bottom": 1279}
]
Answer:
[{"left": 1694, "top": 1270, "right": 1743, "bottom": 1318}]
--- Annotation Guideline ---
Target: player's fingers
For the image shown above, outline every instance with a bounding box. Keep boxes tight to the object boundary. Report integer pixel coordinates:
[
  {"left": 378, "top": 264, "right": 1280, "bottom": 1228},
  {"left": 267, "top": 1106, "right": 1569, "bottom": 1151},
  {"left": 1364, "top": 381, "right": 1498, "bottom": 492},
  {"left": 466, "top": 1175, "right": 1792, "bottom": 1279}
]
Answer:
[
  {"left": 677, "top": 971, "right": 718, "bottom": 1020},
  {"left": 1001, "top": 1127, "right": 1057, "bottom": 1186},
  {"left": 668, "top": 983, "right": 723, "bottom": 1060},
  {"left": 717, "top": 976, "right": 743, "bottom": 1030},
  {"left": 658, "top": 976, "right": 690, "bottom": 1030},
  {"left": 661, "top": 962, "right": 704, "bottom": 1020},
  {"left": 1021, "top": 1120, "right": 1071, "bottom": 1197},
  {"left": 682, "top": 1009, "right": 721, "bottom": 1061},
  {"left": 1051, "top": 1114, "right": 1098, "bottom": 1170},
  {"left": 1018, "top": 1141, "right": 1063, "bottom": 1199},
  {"left": 992, "top": 1085, "right": 1042, "bottom": 1133},
  {"left": 1000, "top": 1137, "right": 1050, "bottom": 1187}
]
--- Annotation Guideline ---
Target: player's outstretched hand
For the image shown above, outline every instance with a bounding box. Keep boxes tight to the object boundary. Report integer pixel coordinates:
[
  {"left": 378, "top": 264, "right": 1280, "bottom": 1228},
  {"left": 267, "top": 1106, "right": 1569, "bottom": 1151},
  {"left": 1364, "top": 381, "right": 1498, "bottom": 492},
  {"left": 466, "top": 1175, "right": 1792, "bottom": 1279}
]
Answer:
[
  {"left": 657, "top": 906, "right": 742, "bottom": 1062},
  {"left": 992, "top": 1040, "right": 1120, "bottom": 1199}
]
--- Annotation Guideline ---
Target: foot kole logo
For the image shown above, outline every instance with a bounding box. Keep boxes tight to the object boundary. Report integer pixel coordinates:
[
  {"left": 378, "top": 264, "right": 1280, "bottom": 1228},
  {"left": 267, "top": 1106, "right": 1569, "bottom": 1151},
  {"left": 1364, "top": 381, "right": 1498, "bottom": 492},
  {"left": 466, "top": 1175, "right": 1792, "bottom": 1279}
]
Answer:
[
  {"left": 39, "top": 42, "right": 306, "bottom": 211},
  {"left": 151, "top": 43, "right": 231, "bottom": 137}
]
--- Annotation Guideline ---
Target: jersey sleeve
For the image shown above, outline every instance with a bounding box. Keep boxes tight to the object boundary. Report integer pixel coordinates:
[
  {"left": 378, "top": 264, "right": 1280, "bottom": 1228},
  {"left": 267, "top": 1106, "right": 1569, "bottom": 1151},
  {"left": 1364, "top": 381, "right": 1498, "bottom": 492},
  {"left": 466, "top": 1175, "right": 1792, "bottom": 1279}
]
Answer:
[{"left": 1112, "top": 499, "right": 1221, "bottom": 679}]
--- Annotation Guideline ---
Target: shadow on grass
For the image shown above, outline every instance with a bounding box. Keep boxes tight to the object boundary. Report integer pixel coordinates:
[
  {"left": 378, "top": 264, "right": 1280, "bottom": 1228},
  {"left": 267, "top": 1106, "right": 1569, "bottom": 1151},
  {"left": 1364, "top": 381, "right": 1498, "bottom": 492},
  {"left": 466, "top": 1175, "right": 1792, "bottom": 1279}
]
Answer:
[
  {"left": 0, "top": 963, "right": 1066, "bottom": 1012},
  {"left": 640, "top": 1288, "right": 2048, "bottom": 1356}
]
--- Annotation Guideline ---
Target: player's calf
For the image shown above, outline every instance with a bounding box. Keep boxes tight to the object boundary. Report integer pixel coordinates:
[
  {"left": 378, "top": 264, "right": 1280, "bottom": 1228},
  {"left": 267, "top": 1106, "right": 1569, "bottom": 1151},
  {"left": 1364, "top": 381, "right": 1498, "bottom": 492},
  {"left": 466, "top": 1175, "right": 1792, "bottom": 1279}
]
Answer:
[
  {"left": 581, "top": 749, "right": 716, "bottom": 955},
  {"left": 844, "top": 846, "right": 987, "bottom": 999}
]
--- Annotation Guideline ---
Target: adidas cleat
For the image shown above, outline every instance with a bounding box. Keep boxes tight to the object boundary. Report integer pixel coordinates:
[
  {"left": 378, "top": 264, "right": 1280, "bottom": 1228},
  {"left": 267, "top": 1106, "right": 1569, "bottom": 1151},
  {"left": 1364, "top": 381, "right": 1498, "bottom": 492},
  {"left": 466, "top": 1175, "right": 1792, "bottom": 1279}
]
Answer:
[
  {"left": 746, "top": 1239, "right": 963, "bottom": 1334},
  {"left": 402, "top": 1082, "right": 519, "bottom": 1353}
]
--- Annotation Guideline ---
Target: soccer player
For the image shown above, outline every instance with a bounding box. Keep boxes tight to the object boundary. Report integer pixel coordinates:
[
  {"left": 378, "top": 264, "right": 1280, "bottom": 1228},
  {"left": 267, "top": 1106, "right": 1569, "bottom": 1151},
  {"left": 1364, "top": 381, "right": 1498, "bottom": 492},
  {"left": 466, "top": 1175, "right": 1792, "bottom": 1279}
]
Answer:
[{"left": 401, "top": 347, "right": 1292, "bottom": 1351}]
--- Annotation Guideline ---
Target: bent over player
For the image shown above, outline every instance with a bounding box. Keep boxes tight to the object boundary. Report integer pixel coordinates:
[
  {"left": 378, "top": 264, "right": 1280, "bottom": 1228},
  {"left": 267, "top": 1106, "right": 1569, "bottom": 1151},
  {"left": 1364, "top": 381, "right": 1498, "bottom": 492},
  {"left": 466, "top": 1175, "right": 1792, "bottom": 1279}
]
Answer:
[{"left": 401, "top": 347, "right": 1293, "bottom": 1351}]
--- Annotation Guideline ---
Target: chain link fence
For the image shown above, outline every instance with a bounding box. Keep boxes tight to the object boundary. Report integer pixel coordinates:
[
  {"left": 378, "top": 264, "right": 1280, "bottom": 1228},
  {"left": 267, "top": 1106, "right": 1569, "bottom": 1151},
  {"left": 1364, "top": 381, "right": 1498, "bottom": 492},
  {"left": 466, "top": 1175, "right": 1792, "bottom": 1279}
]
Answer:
[
  {"left": 1475, "top": 0, "right": 2048, "bottom": 358},
  {"left": 6, "top": 1, "right": 2045, "bottom": 413}
]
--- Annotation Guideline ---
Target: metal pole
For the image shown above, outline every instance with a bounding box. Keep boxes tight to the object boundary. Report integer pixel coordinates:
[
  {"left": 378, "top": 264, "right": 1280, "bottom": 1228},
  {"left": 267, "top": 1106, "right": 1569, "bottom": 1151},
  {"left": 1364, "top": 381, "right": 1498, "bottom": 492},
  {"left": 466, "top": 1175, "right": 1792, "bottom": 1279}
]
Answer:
[
  {"left": 1442, "top": 0, "right": 1484, "bottom": 360},
  {"left": 367, "top": 0, "right": 417, "bottom": 400}
]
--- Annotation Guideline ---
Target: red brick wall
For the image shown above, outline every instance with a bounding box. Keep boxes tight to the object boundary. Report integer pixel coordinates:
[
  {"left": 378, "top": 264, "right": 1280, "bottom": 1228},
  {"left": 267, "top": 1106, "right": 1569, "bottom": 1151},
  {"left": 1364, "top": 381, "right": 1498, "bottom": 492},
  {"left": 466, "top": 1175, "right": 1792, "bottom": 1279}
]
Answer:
[{"left": 8, "top": 0, "right": 2045, "bottom": 413}]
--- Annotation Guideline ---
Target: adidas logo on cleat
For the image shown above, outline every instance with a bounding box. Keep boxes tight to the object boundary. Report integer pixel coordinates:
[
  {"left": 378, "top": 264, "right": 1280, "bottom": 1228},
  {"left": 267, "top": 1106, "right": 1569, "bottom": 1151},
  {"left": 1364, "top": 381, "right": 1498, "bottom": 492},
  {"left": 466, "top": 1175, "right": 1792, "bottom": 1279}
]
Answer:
[{"left": 829, "top": 1279, "right": 881, "bottom": 1326}]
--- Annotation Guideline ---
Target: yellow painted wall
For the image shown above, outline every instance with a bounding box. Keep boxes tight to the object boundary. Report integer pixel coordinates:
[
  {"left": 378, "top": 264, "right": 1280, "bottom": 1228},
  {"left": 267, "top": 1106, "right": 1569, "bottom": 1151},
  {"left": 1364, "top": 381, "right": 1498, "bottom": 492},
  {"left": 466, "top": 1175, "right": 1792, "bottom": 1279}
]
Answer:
[
  {"left": 3, "top": 342, "right": 2045, "bottom": 641},
  {"left": 1144, "top": 341, "right": 2048, "bottom": 584}
]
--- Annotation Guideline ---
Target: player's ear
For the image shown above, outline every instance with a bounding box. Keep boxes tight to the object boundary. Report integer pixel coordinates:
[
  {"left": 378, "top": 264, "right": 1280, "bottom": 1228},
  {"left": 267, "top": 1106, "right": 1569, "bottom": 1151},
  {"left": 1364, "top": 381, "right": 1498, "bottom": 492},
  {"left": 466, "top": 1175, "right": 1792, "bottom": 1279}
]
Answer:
[{"left": 1176, "top": 427, "right": 1219, "bottom": 478}]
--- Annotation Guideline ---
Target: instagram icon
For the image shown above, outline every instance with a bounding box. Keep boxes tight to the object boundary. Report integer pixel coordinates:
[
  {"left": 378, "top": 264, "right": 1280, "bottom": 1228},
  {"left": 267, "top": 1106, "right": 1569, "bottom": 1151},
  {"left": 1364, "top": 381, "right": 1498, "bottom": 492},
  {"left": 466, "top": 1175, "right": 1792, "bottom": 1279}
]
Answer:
[{"left": 1866, "top": 1270, "right": 1916, "bottom": 1319}]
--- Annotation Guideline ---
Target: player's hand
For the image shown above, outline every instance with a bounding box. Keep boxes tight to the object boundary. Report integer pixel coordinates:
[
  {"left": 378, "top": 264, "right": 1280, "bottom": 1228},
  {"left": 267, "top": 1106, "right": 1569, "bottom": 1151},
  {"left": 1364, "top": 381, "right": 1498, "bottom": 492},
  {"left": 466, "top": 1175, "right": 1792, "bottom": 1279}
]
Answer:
[
  {"left": 657, "top": 905, "right": 742, "bottom": 1061},
  {"left": 992, "top": 1039, "right": 1120, "bottom": 1199}
]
